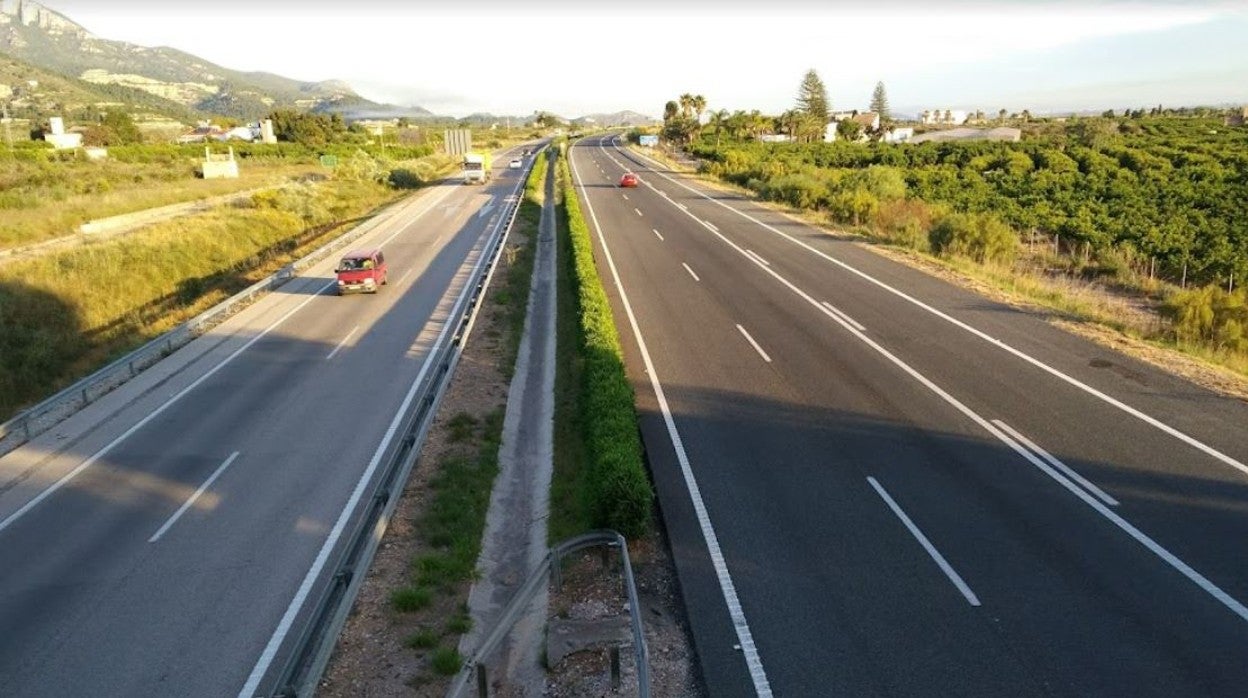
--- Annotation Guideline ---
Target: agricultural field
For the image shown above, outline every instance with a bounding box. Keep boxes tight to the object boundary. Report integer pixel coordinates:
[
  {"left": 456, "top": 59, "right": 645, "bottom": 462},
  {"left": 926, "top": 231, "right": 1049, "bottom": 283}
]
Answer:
[{"left": 686, "top": 117, "right": 1248, "bottom": 366}]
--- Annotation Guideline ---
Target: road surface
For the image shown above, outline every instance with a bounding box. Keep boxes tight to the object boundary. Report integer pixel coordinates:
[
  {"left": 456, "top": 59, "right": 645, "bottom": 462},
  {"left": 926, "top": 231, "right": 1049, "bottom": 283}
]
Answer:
[
  {"left": 0, "top": 150, "right": 533, "bottom": 697},
  {"left": 570, "top": 134, "right": 1248, "bottom": 697}
]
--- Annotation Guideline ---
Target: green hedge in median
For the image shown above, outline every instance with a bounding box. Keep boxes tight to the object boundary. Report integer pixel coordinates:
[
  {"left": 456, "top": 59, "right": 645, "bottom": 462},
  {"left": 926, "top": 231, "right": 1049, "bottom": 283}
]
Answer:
[{"left": 555, "top": 150, "right": 651, "bottom": 538}]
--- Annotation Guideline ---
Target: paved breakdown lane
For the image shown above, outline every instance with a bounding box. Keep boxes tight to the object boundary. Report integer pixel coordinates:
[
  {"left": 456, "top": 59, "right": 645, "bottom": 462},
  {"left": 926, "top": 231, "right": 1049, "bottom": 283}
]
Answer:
[{"left": 572, "top": 135, "right": 1248, "bottom": 697}]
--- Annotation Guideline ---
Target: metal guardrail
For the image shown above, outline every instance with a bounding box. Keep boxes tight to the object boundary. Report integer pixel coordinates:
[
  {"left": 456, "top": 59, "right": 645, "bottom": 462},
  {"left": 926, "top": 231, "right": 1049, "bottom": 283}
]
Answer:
[
  {"left": 0, "top": 183, "right": 441, "bottom": 457},
  {"left": 265, "top": 150, "right": 540, "bottom": 697},
  {"left": 446, "top": 530, "right": 652, "bottom": 698}
]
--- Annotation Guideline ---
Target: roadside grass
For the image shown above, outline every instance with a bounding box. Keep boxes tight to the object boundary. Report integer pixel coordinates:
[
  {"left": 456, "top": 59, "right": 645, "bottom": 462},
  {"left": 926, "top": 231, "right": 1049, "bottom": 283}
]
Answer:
[
  {"left": 0, "top": 159, "right": 323, "bottom": 249},
  {"left": 430, "top": 646, "right": 463, "bottom": 676},
  {"left": 0, "top": 178, "right": 402, "bottom": 421},
  {"left": 404, "top": 627, "right": 439, "bottom": 650},
  {"left": 446, "top": 412, "right": 478, "bottom": 443}
]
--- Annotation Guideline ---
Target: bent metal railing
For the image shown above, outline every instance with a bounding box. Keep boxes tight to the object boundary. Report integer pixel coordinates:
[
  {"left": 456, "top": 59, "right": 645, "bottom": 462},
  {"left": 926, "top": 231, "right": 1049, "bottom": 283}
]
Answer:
[{"left": 446, "top": 530, "right": 652, "bottom": 698}]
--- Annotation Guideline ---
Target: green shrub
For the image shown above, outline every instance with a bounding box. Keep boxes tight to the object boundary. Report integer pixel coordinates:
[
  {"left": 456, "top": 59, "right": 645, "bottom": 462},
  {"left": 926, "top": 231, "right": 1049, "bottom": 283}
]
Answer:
[
  {"left": 405, "top": 628, "right": 439, "bottom": 649},
  {"left": 556, "top": 154, "right": 651, "bottom": 538},
  {"left": 873, "top": 198, "right": 936, "bottom": 250},
  {"left": 847, "top": 165, "right": 907, "bottom": 201},
  {"left": 391, "top": 585, "right": 433, "bottom": 612},
  {"left": 827, "top": 188, "right": 879, "bottom": 227},
  {"left": 759, "top": 173, "right": 826, "bottom": 209},
  {"left": 388, "top": 168, "right": 423, "bottom": 189},
  {"left": 446, "top": 611, "right": 473, "bottom": 634},
  {"left": 1164, "top": 286, "right": 1248, "bottom": 352},
  {"left": 430, "top": 646, "right": 462, "bottom": 675},
  {"left": 929, "top": 211, "right": 1019, "bottom": 264}
]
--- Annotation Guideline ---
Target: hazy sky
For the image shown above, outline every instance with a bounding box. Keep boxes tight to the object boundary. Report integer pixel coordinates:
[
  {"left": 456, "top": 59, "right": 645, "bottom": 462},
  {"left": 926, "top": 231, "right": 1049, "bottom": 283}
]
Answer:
[{"left": 40, "top": 0, "right": 1248, "bottom": 118}]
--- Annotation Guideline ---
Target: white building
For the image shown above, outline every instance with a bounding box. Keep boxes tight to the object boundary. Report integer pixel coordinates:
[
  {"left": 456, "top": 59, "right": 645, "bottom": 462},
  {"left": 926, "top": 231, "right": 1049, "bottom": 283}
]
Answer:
[
  {"left": 882, "top": 127, "right": 914, "bottom": 143},
  {"left": 43, "top": 116, "right": 82, "bottom": 149}
]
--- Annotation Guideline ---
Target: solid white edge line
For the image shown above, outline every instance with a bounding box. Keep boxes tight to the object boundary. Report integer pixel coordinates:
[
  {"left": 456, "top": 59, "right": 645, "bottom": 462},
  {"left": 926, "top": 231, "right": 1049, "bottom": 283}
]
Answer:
[
  {"left": 992, "top": 420, "right": 1119, "bottom": 507},
  {"left": 745, "top": 249, "right": 769, "bottom": 266},
  {"left": 682, "top": 263, "right": 701, "bottom": 282},
  {"left": 617, "top": 142, "right": 1248, "bottom": 480},
  {"left": 601, "top": 140, "right": 1248, "bottom": 625},
  {"left": 571, "top": 141, "right": 775, "bottom": 696},
  {"left": 238, "top": 174, "right": 528, "bottom": 696},
  {"left": 704, "top": 220, "right": 719, "bottom": 233},
  {"left": 652, "top": 229, "right": 664, "bottom": 241},
  {"left": 0, "top": 184, "right": 461, "bottom": 536},
  {"left": 736, "top": 324, "right": 772, "bottom": 364},
  {"left": 820, "top": 301, "right": 866, "bottom": 332},
  {"left": 325, "top": 325, "right": 360, "bottom": 360},
  {"left": 148, "top": 451, "right": 240, "bottom": 543},
  {"left": 868, "top": 476, "right": 981, "bottom": 606}
]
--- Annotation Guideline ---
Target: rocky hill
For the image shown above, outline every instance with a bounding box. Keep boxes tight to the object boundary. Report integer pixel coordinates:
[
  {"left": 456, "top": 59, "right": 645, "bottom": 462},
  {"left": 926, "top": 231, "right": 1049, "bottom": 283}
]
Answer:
[
  {"left": 0, "top": 51, "right": 199, "bottom": 123},
  {"left": 0, "top": 0, "right": 384, "bottom": 120}
]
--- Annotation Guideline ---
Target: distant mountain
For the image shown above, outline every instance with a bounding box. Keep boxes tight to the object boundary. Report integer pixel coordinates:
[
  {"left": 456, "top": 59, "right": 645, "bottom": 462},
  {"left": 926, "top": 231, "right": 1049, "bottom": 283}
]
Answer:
[
  {"left": 0, "top": 0, "right": 399, "bottom": 120},
  {"left": 0, "top": 50, "right": 200, "bottom": 123},
  {"left": 326, "top": 99, "right": 437, "bottom": 121},
  {"left": 574, "top": 110, "right": 658, "bottom": 127}
]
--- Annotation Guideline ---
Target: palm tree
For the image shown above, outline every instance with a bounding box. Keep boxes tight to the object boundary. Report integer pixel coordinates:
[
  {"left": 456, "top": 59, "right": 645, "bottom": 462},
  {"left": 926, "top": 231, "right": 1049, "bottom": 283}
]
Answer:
[
  {"left": 692, "top": 95, "right": 707, "bottom": 124},
  {"left": 748, "top": 110, "right": 769, "bottom": 140},
  {"left": 679, "top": 93, "right": 695, "bottom": 119},
  {"left": 709, "top": 109, "right": 729, "bottom": 146},
  {"left": 778, "top": 109, "right": 801, "bottom": 139}
]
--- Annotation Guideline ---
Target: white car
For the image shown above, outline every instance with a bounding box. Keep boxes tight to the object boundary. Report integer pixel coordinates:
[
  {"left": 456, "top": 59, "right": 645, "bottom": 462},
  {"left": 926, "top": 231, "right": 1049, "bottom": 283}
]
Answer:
[{"left": 508, "top": 158, "right": 523, "bottom": 169}]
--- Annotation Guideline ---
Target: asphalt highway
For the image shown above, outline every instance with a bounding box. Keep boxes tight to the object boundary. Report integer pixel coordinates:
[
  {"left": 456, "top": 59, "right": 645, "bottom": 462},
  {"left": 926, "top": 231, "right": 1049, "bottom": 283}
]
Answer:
[
  {"left": 0, "top": 149, "right": 533, "bottom": 697},
  {"left": 570, "top": 134, "right": 1248, "bottom": 697}
]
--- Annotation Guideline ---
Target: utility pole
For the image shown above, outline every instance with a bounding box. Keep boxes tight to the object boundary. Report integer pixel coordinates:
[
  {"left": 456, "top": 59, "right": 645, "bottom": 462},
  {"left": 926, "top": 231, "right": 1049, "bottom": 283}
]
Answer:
[
  {"left": 1, "top": 102, "right": 12, "bottom": 152},
  {"left": 2, "top": 103, "right": 13, "bottom": 173}
]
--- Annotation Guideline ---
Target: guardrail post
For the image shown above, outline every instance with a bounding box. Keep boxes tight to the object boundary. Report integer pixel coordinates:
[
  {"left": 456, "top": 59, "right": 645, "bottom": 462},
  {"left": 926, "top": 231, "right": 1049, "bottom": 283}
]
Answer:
[
  {"left": 609, "top": 645, "right": 621, "bottom": 689},
  {"left": 601, "top": 542, "right": 611, "bottom": 570},
  {"left": 476, "top": 664, "right": 489, "bottom": 697}
]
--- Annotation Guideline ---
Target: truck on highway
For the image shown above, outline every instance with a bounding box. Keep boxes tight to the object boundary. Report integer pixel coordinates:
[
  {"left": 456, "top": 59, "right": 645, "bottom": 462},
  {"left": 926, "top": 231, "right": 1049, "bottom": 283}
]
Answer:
[{"left": 462, "top": 152, "right": 491, "bottom": 184}]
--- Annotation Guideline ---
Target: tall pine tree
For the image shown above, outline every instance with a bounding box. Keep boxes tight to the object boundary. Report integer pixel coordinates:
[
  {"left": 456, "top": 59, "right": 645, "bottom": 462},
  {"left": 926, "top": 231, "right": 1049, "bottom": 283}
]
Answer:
[
  {"left": 795, "top": 69, "right": 830, "bottom": 124},
  {"left": 870, "top": 81, "right": 891, "bottom": 123}
]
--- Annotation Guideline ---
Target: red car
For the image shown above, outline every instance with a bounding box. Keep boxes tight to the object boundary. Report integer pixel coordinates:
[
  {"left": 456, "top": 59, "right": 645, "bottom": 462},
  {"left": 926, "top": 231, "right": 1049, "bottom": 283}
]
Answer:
[
  {"left": 335, "top": 248, "right": 388, "bottom": 294},
  {"left": 619, "top": 172, "right": 639, "bottom": 188}
]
